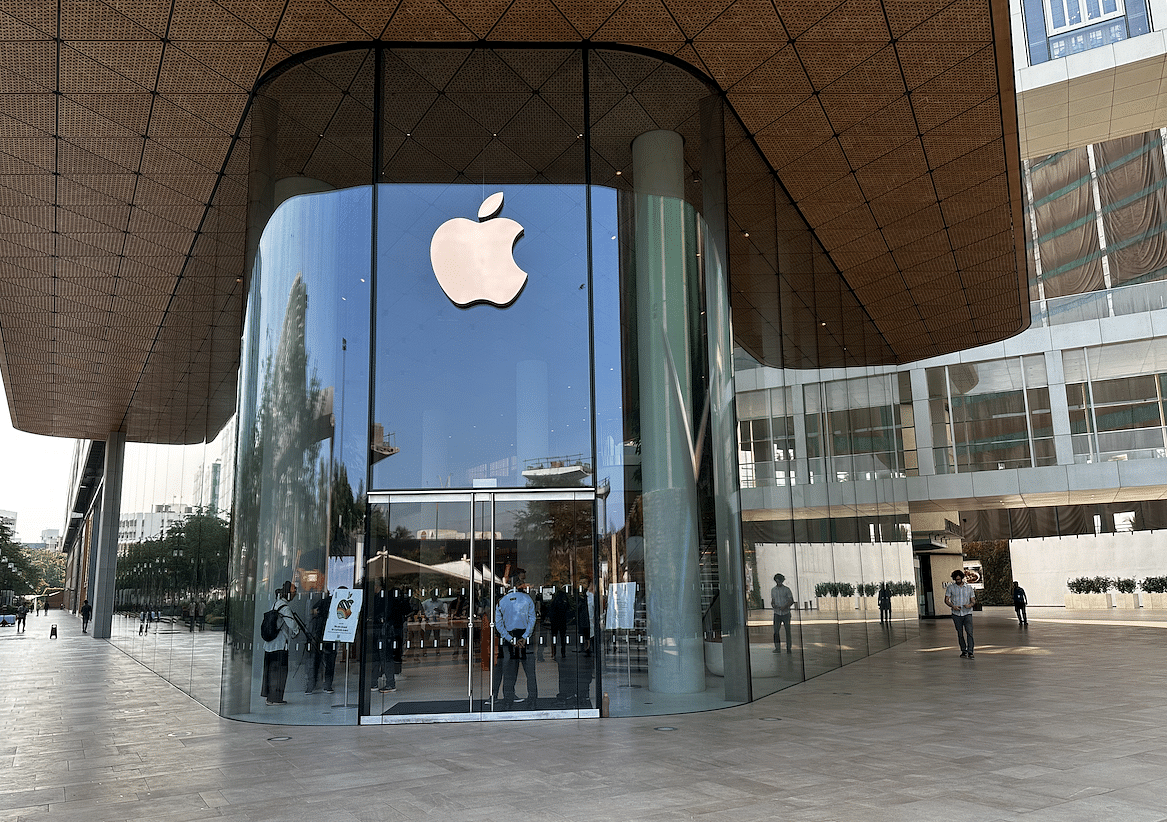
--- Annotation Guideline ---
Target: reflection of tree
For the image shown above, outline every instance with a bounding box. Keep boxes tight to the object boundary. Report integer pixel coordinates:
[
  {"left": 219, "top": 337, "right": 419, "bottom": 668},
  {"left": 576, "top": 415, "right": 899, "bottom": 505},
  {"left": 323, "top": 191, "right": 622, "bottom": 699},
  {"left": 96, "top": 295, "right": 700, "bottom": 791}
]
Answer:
[
  {"left": 115, "top": 507, "right": 229, "bottom": 609},
  {"left": 511, "top": 473, "right": 593, "bottom": 584},
  {"left": 230, "top": 274, "right": 332, "bottom": 644}
]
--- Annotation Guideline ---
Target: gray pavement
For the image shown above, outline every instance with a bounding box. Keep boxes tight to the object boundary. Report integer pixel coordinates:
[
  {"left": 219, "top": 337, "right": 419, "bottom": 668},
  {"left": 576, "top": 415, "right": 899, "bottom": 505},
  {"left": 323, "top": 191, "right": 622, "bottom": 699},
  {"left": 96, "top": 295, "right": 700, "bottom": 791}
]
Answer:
[{"left": 3, "top": 606, "right": 1166, "bottom": 822}]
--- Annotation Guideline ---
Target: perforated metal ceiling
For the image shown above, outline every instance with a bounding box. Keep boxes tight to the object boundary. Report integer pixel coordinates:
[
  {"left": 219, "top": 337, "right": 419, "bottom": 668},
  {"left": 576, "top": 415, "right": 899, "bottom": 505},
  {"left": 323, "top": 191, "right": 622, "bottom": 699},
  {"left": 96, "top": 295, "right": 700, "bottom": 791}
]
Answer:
[{"left": 0, "top": 0, "right": 1024, "bottom": 443}]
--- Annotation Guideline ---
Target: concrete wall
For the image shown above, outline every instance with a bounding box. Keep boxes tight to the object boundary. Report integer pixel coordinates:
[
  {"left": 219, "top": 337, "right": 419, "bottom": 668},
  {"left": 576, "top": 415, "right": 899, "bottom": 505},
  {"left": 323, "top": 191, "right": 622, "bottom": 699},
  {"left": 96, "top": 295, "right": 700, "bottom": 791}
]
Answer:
[
  {"left": 1009, "top": 530, "right": 1167, "bottom": 605},
  {"left": 755, "top": 542, "right": 915, "bottom": 608}
]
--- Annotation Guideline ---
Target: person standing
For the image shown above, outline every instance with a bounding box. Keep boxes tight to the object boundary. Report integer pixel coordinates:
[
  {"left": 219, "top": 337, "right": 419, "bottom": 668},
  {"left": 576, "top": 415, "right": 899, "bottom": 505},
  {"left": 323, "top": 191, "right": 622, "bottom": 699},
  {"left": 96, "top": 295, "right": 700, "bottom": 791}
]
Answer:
[
  {"left": 305, "top": 591, "right": 337, "bottom": 694},
  {"left": 492, "top": 575, "right": 538, "bottom": 709},
  {"left": 770, "top": 573, "right": 795, "bottom": 653},
  {"left": 944, "top": 569, "right": 977, "bottom": 658},
  {"left": 877, "top": 583, "right": 892, "bottom": 625},
  {"left": 1012, "top": 581, "right": 1029, "bottom": 626},
  {"left": 80, "top": 599, "right": 93, "bottom": 633},
  {"left": 261, "top": 581, "right": 299, "bottom": 705}
]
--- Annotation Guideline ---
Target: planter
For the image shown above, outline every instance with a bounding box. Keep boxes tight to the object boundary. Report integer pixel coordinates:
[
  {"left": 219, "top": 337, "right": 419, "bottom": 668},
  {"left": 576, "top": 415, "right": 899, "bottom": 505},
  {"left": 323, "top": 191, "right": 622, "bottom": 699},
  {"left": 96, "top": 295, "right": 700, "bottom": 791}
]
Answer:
[
  {"left": 1114, "top": 592, "right": 1139, "bottom": 609},
  {"left": 891, "top": 595, "right": 915, "bottom": 612},
  {"left": 1143, "top": 592, "right": 1167, "bottom": 609},
  {"left": 858, "top": 596, "right": 875, "bottom": 612},
  {"left": 1064, "top": 592, "right": 1110, "bottom": 609},
  {"left": 816, "top": 597, "right": 839, "bottom": 613}
]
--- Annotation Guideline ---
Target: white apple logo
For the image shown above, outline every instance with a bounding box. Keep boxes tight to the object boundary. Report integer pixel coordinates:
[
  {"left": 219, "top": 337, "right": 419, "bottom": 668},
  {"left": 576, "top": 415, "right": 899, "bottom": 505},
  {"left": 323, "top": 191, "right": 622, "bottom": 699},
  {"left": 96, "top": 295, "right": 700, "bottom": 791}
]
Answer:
[{"left": 430, "top": 192, "right": 529, "bottom": 307}]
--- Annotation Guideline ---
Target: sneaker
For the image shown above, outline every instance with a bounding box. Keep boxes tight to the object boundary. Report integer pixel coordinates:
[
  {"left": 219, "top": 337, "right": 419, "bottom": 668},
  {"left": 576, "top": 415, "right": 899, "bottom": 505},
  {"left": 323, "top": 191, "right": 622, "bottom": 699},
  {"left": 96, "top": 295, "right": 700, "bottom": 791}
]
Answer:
[
  {"left": 323, "top": 688, "right": 334, "bottom": 694},
  {"left": 966, "top": 654, "right": 974, "bottom": 658},
  {"left": 379, "top": 687, "right": 396, "bottom": 693},
  {"left": 773, "top": 648, "right": 780, "bottom": 653},
  {"left": 960, "top": 652, "right": 968, "bottom": 658}
]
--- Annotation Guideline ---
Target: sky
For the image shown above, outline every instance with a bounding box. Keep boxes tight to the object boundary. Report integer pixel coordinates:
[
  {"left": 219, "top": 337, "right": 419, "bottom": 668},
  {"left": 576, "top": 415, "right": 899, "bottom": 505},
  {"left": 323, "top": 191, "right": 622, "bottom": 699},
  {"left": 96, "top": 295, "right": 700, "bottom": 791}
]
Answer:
[{"left": 0, "top": 380, "right": 76, "bottom": 544}]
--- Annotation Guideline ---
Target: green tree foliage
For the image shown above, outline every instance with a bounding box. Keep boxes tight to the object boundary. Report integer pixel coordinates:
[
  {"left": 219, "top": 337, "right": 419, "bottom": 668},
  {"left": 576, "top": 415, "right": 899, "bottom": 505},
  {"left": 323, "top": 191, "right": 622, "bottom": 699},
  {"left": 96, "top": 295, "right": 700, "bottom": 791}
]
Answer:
[
  {"left": 963, "top": 540, "right": 1011, "bottom": 605},
  {"left": 115, "top": 507, "right": 230, "bottom": 608},
  {"left": 0, "top": 521, "right": 39, "bottom": 595}
]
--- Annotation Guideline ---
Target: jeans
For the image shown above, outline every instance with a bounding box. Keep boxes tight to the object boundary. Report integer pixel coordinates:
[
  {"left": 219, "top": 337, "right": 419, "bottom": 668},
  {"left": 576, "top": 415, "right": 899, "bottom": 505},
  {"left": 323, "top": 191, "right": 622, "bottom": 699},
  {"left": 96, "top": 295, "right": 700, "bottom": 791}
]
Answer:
[{"left": 951, "top": 613, "right": 974, "bottom": 655}]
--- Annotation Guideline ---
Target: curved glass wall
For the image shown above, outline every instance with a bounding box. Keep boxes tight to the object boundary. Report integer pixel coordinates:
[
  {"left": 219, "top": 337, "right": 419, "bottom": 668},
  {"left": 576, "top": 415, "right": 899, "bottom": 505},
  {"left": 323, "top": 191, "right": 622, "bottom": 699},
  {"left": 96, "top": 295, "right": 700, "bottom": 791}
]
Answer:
[{"left": 216, "top": 44, "right": 918, "bottom": 724}]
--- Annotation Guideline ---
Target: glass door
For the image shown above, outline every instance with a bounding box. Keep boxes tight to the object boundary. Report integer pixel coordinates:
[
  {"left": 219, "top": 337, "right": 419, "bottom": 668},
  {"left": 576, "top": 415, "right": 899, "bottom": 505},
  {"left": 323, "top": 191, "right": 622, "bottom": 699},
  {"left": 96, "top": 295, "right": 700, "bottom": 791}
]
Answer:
[{"left": 362, "top": 490, "right": 597, "bottom": 723}]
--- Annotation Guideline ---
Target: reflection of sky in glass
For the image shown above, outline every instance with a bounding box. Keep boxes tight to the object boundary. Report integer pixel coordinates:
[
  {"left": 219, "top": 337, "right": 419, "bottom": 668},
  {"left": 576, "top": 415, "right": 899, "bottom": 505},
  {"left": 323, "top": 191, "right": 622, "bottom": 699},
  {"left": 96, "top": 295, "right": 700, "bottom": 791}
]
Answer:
[{"left": 372, "top": 184, "right": 595, "bottom": 490}]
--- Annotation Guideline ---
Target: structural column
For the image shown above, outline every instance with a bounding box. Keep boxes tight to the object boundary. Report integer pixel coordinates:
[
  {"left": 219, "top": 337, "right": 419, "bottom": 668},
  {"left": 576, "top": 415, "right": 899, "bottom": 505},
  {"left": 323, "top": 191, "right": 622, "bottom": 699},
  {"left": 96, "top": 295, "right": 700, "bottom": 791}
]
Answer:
[
  {"left": 90, "top": 432, "right": 125, "bottom": 639},
  {"left": 633, "top": 129, "right": 705, "bottom": 694},
  {"left": 700, "top": 97, "right": 750, "bottom": 702}
]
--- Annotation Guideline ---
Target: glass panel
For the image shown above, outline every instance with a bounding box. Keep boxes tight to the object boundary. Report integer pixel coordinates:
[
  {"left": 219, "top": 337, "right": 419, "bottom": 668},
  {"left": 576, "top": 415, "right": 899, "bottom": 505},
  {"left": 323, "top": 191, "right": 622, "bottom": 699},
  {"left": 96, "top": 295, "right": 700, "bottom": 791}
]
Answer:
[
  {"left": 484, "top": 497, "right": 596, "bottom": 714},
  {"left": 370, "top": 184, "right": 592, "bottom": 491},
  {"left": 364, "top": 498, "right": 474, "bottom": 717}
]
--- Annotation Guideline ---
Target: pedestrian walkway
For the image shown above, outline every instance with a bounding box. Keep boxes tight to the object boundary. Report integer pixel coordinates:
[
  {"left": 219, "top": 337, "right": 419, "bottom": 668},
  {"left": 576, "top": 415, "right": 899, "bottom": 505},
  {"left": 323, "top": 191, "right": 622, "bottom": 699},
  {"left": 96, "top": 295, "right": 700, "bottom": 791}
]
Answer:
[{"left": 3, "top": 606, "right": 1165, "bottom": 822}]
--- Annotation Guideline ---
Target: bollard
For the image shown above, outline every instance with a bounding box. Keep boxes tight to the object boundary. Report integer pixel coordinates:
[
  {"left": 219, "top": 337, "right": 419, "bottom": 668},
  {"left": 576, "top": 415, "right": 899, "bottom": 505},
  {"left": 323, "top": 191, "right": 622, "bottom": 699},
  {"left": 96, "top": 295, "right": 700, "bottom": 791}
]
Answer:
[{"left": 50, "top": 624, "right": 58, "bottom": 639}]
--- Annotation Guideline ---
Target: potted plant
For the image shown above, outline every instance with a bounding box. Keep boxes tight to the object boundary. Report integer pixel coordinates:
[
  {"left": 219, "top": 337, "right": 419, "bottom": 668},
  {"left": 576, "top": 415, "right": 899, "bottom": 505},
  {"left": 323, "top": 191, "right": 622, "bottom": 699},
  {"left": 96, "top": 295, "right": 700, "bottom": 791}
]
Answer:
[
  {"left": 1113, "top": 577, "right": 1138, "bottom": 608},
  {"left": 1140, "top": 576, "right": 1167, "bottom": 609},
  {"left": 836, "top": 581, "right": 856, "bottom": 610},
  {"left": 1066, "top": 576, "right": 1111, "bottom": 609},
  {"left": 815, "top": 581, "right": 839, "bottom": 612}
]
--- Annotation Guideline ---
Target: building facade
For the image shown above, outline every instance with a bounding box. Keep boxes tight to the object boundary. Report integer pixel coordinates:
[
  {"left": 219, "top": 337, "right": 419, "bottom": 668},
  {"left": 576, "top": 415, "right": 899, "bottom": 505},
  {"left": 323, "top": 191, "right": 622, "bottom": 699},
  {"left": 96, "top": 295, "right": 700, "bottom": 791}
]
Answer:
[{"left": 1, "top": 0, "right": 1097, "bottom": 725}]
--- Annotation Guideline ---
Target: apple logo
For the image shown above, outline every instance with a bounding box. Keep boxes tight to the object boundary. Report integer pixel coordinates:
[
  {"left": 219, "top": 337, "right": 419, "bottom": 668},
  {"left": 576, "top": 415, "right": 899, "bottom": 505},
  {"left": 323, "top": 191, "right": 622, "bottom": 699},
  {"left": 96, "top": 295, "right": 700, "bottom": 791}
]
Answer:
[{"left": 430, "top": 192, "right": 529, "bottom": 307}]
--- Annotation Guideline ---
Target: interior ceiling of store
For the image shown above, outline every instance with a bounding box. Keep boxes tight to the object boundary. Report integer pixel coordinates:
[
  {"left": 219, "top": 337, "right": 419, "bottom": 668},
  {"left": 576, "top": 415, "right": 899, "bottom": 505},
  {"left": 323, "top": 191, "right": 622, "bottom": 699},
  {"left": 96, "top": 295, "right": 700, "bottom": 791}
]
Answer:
[{"left": 0, "top": 0, "right": 1025, "bottom": 444}]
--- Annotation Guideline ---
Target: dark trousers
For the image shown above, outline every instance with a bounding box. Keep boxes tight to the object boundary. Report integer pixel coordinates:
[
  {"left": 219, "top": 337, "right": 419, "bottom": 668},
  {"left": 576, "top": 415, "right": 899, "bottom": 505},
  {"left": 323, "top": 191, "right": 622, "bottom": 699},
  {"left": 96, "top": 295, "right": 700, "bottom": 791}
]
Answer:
[
  {"left": 308, "top": 644, "right": 337, "bottom": 691},
  {"left": 951, "top": 613, "right": 974, "bottom": 655},
  {"left": 262, "top": 649, "right": 289, "bottom": 701},
  {"left": 1014, "top": 604, "right": 1028, "bottom": 624},
  {"left": 773, "top": 612, "right": 792, "bottom": 649},
  {"left": 492, "top": 642, "right": 537, "bottom": 704}
]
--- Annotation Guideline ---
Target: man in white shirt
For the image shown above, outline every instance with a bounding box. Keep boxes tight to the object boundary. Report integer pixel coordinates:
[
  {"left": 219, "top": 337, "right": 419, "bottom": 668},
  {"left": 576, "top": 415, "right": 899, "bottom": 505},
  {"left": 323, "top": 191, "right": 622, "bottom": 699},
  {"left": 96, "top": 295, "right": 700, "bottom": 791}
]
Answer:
[
  {"left": 944, "top": 569, "right": 977, "bottom": 658},
  {"left": 770, "top": 573, "right": 795, "bottom": 653}
]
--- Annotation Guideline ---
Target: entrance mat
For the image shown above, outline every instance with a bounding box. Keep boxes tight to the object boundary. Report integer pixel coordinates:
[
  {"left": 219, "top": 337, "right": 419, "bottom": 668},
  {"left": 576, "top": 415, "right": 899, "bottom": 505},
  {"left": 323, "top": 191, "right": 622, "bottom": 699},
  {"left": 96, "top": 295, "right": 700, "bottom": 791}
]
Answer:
[{"left": 382, "top": 698, "right": 542, "bottom": 715}]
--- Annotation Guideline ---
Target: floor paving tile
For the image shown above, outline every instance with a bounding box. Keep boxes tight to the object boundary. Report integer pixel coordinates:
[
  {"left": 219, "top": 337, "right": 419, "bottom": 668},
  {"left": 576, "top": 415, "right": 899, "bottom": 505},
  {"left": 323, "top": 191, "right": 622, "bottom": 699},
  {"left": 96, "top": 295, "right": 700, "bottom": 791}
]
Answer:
[{"left": 4, "top": 607, "right": 1167, "bottom": 821}]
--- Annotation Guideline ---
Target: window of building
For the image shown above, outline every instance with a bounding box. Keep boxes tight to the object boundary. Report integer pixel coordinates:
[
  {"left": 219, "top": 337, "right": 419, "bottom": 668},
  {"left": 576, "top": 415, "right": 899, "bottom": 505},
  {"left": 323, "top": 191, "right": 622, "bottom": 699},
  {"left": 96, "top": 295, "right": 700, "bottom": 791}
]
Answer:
[
  {"left": 1044, "top": 0, "right": 1127, "bottom": 57},
  {"left": 736, "top": 387, "right": 795, "bottom": 488}
]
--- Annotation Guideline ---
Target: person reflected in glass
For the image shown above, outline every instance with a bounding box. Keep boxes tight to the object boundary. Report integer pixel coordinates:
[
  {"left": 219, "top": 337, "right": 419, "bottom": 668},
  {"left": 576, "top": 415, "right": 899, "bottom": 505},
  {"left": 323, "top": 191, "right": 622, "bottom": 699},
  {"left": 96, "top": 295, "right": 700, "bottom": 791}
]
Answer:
[
  {"left": 305, "top": 590, "right": 337, "bottom": 694},
  {"left": 579, "top": 578, "right": 596, "bottom": 657},
  {"left": 770, "top": 574, "right": 794, "bottom": 653},
  {"left": 367, "top": 579, "right": 396, "bottom": 694},
  {"left": 261, "top": 581, "right": 300, "bottom": 705},
  {"left": 387, "top": 586, "right": 411, "bottom": 679},
  {"left": 547, "top": 583, "right": 571, "bottom": 659},
  {"left": 421, "top": 590, "right": 447, "bottom": 656},
  {"left": 944, "top": 570, "right": 976, "bottom": 659},
  {"left": 878, "top": 583, "right": 892, "bottom": 625},
  {"left": 1012, "top": 581, "right": 1029, "bottom": 626},
  {"left": 491, "top": 574, "right": 538, "bottom": 709}
]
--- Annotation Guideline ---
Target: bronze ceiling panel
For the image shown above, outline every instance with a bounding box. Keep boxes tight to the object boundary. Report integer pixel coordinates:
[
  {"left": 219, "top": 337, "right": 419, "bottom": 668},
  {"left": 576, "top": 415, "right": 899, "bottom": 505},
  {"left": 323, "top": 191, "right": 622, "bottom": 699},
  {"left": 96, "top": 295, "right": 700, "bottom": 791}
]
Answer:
[{"left": 0, "top": 0, "right": 1023, "bottom": 442}]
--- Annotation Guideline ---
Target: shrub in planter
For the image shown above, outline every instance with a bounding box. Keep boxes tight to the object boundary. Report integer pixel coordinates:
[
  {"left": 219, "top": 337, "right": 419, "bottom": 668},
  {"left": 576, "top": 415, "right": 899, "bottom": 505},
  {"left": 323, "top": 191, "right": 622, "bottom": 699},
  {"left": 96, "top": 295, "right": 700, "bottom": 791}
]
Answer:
[
  {"left": 1067, "top": 576, "right": 1111, "bottom": 594},
  {"left": 1114, "top": 578, "right": 1137, "bottom": 594},
  {"left": 1140, "top": 576, "right": 1167, "bottom": 594}
]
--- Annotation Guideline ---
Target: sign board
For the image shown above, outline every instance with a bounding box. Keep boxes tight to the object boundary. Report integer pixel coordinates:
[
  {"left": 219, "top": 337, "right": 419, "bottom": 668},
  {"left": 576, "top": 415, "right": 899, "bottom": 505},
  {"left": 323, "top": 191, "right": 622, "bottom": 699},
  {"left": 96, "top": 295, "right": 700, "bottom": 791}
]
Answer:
[{"left": 322, "top": 587, "right": 362, "bottom": 643}]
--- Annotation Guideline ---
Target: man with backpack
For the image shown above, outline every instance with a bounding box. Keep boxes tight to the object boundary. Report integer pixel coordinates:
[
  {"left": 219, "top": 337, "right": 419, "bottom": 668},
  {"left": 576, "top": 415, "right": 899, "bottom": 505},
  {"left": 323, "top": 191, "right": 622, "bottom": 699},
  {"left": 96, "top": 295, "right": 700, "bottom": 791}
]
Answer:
[{"left": 260, "top": 581, "right": 300, "bottom": 706}]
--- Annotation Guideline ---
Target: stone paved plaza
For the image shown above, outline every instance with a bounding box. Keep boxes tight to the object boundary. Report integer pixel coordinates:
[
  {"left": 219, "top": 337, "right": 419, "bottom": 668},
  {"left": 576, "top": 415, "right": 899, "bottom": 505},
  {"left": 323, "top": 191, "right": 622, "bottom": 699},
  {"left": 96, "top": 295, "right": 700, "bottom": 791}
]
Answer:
[{"left": 3, "top": 607, "right": 1166, "bottom": 822}]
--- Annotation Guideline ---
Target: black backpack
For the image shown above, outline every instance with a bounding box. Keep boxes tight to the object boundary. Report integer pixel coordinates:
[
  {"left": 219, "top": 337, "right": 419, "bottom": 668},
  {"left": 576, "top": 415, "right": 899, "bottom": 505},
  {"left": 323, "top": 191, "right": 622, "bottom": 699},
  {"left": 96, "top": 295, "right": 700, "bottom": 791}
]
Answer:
[{"left": 260, "top": 605, "right": 282, "bottom": 642}]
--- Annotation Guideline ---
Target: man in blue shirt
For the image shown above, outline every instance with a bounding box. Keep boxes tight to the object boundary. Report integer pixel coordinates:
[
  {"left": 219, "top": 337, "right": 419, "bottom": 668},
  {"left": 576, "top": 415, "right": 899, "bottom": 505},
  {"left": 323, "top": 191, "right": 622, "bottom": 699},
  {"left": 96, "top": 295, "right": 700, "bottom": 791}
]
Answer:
[
  {"left": 944, "top": 569, "right": 977, "bottom": 658},
  {"left": 491, "top": 575, "right": 538, "bottom": 709}
]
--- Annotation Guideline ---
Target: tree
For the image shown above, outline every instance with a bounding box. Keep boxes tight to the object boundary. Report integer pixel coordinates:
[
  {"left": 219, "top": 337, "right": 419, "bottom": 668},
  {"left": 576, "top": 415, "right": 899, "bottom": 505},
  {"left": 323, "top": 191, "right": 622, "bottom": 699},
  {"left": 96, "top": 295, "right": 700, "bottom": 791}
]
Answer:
[{"left": 0, "top": 522, "right": 37, "bottom": 596}]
